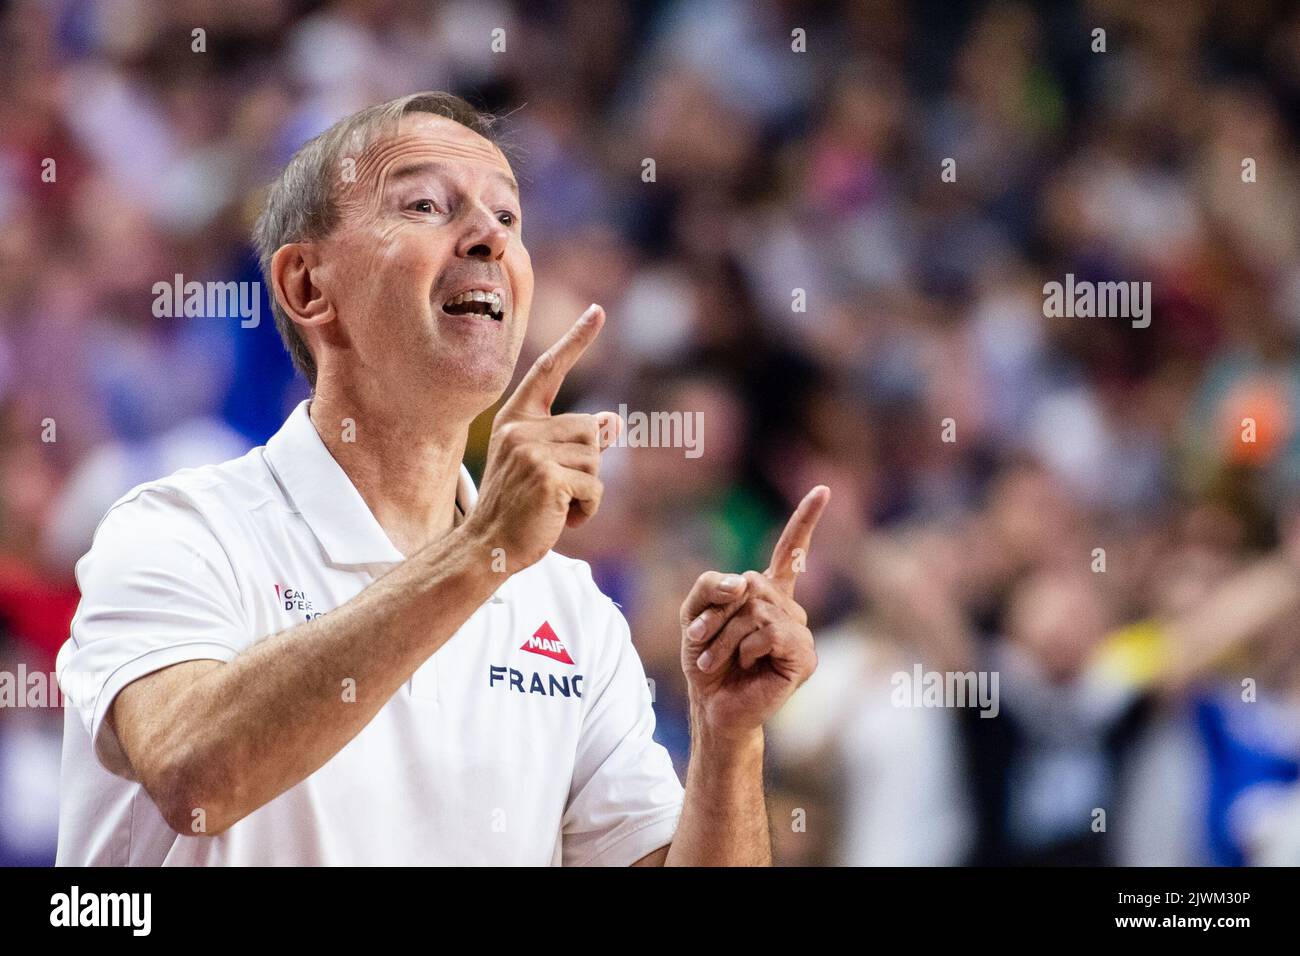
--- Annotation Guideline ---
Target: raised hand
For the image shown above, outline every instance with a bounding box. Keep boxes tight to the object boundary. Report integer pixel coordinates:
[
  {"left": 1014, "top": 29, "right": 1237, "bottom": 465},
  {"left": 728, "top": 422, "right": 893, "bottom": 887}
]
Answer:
[
  {"left": 465, "top": 304, "right": 621, "bottom": 573},
  {"left": 679, "top": 486, "right": 830, "bottom": 739}
]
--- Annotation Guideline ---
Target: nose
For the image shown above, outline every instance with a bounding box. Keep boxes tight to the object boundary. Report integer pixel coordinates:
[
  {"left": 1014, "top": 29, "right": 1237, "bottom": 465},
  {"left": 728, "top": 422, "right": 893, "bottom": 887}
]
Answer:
[{"left": 456, "top": 206, "right": 509, "bottom": 261}]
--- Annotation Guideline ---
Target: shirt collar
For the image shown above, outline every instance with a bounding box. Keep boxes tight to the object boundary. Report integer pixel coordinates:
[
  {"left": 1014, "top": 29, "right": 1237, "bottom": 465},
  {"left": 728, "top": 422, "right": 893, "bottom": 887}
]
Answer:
[{"left": 264, "top": 400, "right": 479, "bottom": 567}]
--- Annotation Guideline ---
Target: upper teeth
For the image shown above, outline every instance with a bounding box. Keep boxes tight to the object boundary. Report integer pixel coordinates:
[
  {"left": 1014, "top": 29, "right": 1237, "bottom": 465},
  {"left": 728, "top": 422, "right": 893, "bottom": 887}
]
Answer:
[{"left": 446, "top": 289, "right": 503, "bottom": 313}]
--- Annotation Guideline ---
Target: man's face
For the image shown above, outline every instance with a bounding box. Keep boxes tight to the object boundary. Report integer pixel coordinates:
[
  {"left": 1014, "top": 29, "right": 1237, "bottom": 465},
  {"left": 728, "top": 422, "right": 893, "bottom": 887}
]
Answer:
[{"left": 312, "top": 113, "right": 532, "bottom": 412}]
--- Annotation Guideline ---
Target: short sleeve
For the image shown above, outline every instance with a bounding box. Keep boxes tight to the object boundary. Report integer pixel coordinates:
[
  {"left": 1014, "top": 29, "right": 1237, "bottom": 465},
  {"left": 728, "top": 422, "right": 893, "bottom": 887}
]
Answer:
[
  {"left": 561, "top": 602, "right": 684, "bottom": 866},
  {"left": 56, "top": 489, "right": 245, "bottom": 780}
]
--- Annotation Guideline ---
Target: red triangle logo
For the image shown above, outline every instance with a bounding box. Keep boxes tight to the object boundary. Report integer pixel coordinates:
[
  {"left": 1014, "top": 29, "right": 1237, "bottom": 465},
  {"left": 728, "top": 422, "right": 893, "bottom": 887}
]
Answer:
[{"left": 520, "top": 620, "right": 575, "bottom": 665}]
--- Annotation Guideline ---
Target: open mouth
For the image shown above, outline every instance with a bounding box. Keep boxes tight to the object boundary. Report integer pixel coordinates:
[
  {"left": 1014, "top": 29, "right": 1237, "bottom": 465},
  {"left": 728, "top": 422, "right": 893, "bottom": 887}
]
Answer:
[{"left": 442, "top": 288, "right": 505, "bottom": 321}]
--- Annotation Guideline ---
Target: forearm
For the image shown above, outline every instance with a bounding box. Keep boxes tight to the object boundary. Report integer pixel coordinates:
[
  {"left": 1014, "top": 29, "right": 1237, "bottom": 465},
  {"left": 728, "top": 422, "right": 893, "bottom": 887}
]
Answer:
[
  {"left": 665, "top": 714, "right": 770, "bottom": 866},
  {"left": 1163, "top": 554, "right": 1300, "bottom": 689},
  {"left": 133, "top": 522, "right": 500, "bottom": 833},
  {"left": 664, "top": 503, "right": 830, "bottom": 867}
]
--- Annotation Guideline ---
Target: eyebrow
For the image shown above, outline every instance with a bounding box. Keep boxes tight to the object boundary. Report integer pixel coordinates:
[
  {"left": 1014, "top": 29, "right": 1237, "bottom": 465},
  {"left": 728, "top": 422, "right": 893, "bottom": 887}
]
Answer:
[{"left": 386, "top": 160, "right": 519, "bottom": 196}]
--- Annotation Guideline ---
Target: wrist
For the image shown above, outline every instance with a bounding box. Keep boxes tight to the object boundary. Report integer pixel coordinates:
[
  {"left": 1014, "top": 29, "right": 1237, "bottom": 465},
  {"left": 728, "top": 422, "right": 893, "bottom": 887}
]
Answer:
[
  {"left": 689, "top": 703, "right": 765, "bottom": 766},
  {"left": 460, "top": 510, "right": 544, "bottom": 576},
  {"left": 417, "top": 522, "right": 507, "bottom": 604}
]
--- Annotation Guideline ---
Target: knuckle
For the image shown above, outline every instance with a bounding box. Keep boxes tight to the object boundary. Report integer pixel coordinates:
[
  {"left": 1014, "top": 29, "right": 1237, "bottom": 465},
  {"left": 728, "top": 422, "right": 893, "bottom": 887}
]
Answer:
[
  {"left": 539, "top": 461, "right": 562, "bottom": 489},
  {"left": 519, "top": 444, "right": 544, "bottom": 469},
  {"left": 732, "top": 605, "right": 756, "bottom": 631},
  {"left": 498, "top": 421, "right": 522, "bottom": 449}
]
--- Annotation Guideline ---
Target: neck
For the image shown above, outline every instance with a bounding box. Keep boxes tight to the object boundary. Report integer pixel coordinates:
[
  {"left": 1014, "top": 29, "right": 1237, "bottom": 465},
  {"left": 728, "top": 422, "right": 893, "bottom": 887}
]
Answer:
[{"left": 308, "top": 386, "right": 471, "bottom": 557}]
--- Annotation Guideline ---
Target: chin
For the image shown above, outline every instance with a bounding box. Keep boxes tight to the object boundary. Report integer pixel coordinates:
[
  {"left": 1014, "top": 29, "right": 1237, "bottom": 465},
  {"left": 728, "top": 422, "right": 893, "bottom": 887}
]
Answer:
[{"left": 429, "top": 354, "right": 515, "bottom": 408}]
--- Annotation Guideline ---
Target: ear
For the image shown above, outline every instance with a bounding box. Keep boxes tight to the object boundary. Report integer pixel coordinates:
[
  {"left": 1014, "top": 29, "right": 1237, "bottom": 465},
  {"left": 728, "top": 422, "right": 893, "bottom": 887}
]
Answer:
[{"left": 270, "top": 242, "right": 335, "bottom": 329}]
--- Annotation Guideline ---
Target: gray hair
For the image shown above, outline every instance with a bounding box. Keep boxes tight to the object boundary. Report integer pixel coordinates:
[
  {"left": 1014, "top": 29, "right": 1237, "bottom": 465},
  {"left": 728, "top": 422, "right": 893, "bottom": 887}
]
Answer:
[{"left": 253, "top": 92, "right": 499, "bottom": 387}]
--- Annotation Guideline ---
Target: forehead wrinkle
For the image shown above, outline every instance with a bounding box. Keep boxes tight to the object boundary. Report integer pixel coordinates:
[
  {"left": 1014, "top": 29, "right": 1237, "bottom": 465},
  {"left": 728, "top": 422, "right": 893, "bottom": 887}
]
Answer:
[
  {"left": 340, "top": 131, "right": 516, "bottom": 219},
  {"left": 362, "top": 129, "right": 509, "bottom": 184},
  {"left": 383, "top": 159, "right": 519, "bottom": 197}
]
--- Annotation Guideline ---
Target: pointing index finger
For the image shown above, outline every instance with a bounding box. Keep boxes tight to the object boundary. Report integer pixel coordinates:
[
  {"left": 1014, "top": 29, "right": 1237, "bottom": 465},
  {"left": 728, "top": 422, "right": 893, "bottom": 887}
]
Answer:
[
  {"left": 502, "top": 304, "right": 605, "bottom": 417},
  {"left": 765, "top": 485, "right": 830, "bottom": 596}
]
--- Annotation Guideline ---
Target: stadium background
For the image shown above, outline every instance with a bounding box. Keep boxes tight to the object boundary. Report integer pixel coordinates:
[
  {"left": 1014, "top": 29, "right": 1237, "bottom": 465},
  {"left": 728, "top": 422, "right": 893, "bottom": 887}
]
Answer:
[{"left": 2, "top": 0, "right": 1300, "bottom": 865}]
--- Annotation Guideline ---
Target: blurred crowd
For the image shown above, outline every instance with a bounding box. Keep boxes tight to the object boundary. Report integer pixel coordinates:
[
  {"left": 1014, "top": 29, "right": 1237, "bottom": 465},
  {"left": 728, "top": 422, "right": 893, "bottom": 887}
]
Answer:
[{"left": 3, "top": 0, "right": 1300, "bottom": 865}]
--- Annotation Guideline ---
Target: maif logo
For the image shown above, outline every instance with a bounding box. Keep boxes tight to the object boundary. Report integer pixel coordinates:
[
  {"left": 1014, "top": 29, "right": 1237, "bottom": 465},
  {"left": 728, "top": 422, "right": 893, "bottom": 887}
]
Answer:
[{"left": 520, "top": 621, "right": 574, "bottom": 665}]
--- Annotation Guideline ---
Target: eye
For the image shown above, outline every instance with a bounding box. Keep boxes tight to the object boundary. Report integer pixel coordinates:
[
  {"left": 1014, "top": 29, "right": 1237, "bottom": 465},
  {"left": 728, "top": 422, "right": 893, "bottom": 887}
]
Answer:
[
  {"left": 408, "top": 199, "right": 440, "bottom": 214},
  {"left": 497, "top": 211, "right": 518, "bottom": 227}
]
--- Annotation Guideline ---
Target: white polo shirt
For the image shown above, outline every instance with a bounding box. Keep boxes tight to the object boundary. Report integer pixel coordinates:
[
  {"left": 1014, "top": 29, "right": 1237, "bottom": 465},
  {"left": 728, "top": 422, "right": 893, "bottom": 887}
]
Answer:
[{"left": 55, "top": 400, "right": 683, "bottom": 866}]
